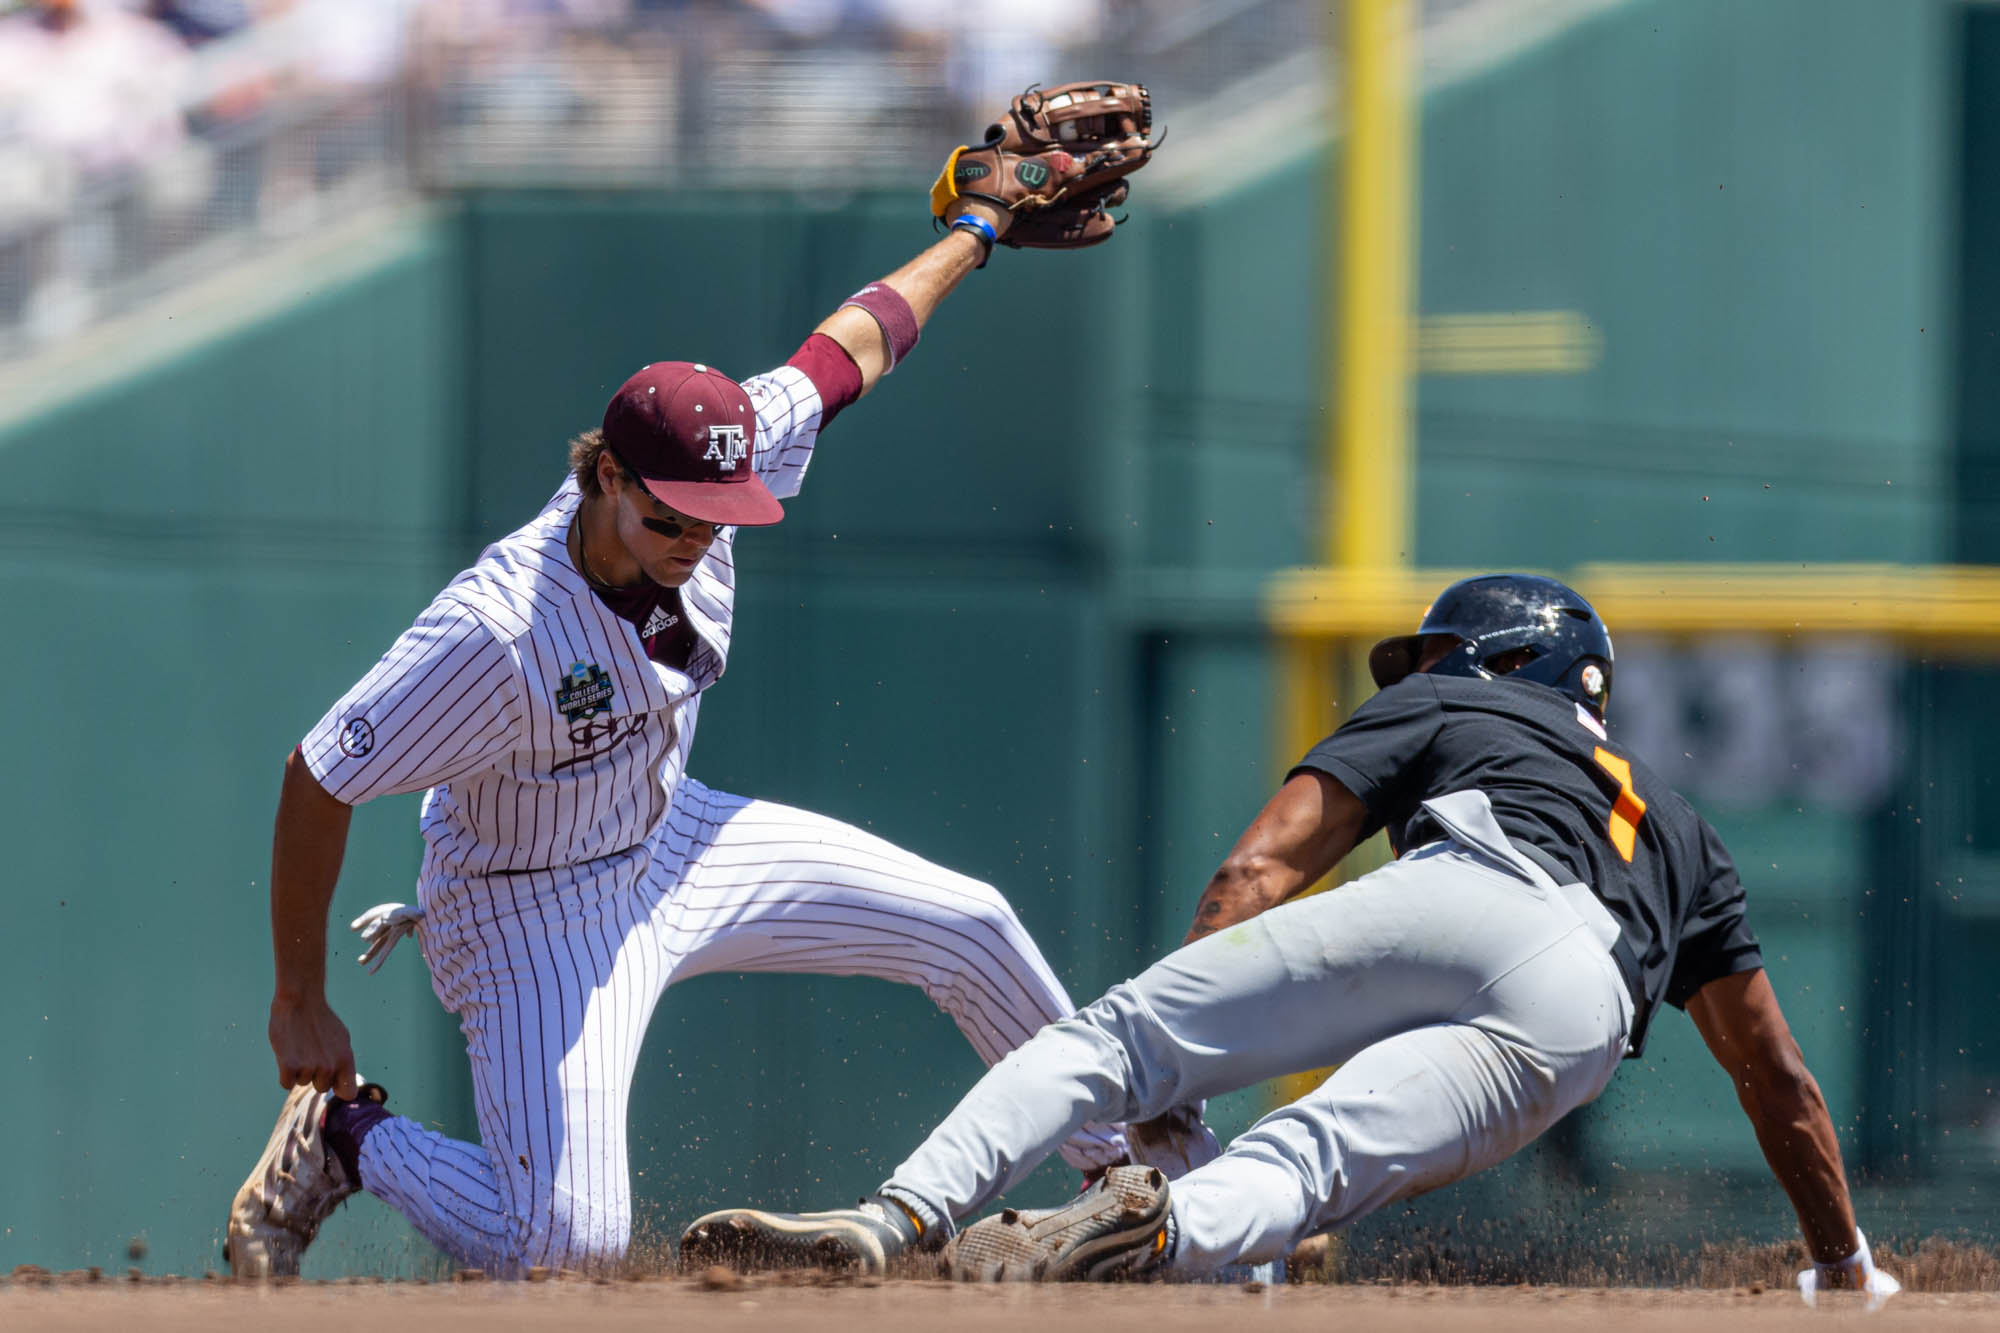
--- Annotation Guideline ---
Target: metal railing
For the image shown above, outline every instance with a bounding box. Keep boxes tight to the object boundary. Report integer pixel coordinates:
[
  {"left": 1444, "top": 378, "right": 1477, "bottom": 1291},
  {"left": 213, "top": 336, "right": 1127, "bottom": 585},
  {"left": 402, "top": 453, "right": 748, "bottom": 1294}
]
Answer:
[
  {"left": 412, "top": 26, "right": 958, "bottom": 189},
  {"left": 0, "top": 78, "right": 409, "bottom": 359},
  {"left": 0, "top": 0, "right": 1621, "bottom": 361}
]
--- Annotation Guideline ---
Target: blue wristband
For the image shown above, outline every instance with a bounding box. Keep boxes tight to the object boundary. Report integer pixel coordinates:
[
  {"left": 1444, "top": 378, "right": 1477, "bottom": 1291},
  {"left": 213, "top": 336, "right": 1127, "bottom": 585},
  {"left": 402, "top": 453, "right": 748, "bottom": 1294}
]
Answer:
[{"left": 950, "top": 212, "right": 998, "bottom": 265}]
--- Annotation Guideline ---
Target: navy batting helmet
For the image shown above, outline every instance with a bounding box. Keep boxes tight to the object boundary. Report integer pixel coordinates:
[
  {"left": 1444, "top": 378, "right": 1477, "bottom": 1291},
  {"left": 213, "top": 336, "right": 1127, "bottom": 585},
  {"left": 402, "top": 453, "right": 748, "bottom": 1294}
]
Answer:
[{"left": 1369, "top": 573, "right": 1615, "bottom": 716}]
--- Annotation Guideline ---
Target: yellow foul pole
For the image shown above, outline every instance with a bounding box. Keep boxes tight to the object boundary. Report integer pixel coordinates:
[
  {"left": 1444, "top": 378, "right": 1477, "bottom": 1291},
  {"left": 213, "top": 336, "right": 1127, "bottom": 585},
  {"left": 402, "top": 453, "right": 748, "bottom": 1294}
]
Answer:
[{"left": 1331, "top": 0, "right": 1416, "bottom": 570}]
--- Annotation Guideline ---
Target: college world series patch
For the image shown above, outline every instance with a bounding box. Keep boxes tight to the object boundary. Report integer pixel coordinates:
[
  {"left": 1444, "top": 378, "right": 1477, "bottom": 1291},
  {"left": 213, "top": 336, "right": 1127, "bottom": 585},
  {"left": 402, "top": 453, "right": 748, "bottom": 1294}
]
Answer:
[{"left": 555, "top": 662, "right": 615, "bottom": 722}]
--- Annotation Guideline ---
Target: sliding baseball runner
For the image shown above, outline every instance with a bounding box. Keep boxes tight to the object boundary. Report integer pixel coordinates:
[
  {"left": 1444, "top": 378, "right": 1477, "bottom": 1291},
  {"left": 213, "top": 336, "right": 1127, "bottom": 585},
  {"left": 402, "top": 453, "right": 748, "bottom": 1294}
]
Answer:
[
  {"left": 683, "top": 575, "right": 1902, "bottom": 1308},
  {"left": 225, "top": 82, "right": 1163, "bottom": 1278}
]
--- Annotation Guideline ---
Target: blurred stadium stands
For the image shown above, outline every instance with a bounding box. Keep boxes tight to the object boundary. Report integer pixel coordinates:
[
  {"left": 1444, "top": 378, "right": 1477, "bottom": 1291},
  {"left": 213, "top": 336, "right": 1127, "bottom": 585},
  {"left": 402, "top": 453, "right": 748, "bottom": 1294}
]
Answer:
[{"left": 0, "top": 0, "right": 1625, "bottom": 359}]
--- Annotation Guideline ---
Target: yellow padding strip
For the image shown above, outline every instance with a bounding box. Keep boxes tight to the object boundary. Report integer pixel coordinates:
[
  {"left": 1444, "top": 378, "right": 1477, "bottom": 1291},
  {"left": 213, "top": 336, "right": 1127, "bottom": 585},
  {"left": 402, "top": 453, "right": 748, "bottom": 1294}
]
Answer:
[{"left": 930, "top": 146, "right": 968, "bottom": 218}]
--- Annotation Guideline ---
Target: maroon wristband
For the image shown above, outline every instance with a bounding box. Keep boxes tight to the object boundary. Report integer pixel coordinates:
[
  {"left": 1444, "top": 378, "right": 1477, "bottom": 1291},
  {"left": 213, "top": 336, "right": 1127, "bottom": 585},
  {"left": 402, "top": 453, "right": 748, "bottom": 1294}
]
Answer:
[
  {"left": 839, "top": 282, "right": 920, "bottom": 372},
  {"left": 787, "top": 332, "right": 864, "bottom": 428}
]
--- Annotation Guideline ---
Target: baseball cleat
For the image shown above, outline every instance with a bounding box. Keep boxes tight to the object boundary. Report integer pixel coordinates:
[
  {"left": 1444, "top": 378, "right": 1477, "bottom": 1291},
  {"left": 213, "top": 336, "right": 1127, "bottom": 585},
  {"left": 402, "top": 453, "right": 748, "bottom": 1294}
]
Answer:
[
  {"left": 944, "top": 1164, "right": 1171, "bottom": 1282},
  {"left": 679, "top": 1196, "right": 930, "bottom": 1275},
  {"left": 224, "top": 1080, "right": 386, "bottom": 1278}
]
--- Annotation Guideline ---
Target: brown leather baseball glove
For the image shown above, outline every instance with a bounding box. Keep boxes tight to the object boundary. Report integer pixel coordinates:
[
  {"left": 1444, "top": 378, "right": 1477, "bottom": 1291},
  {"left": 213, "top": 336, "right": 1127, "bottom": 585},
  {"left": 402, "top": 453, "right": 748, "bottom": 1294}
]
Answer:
[{"left": 930, "top": 81, "right": 1157, "bottom": 250}]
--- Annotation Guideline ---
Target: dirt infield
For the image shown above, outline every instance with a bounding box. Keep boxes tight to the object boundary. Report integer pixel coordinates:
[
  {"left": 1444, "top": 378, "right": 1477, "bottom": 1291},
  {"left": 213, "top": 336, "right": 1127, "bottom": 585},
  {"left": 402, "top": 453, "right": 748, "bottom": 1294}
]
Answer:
[
  {"left": 5, "top": 1278, "right": 1999, "bottom": 1333},
  {"left": 8, "top": 1239, "right": 1998, "bottom": 1330}
]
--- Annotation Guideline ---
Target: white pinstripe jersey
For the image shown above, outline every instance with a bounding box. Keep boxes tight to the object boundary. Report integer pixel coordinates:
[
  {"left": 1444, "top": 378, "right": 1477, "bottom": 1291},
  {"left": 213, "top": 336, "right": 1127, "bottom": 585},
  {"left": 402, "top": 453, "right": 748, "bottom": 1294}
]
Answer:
[{"left": 301, "top": 364, "right": 827, "bottom": 877}]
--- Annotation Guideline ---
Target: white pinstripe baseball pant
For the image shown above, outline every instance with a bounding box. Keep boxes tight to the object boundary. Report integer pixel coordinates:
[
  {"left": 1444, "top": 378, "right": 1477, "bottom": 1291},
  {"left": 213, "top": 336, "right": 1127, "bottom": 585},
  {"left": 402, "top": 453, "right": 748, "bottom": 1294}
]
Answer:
[{"left": 353, "top": 776, "right": 1126, "bottom": 1274}]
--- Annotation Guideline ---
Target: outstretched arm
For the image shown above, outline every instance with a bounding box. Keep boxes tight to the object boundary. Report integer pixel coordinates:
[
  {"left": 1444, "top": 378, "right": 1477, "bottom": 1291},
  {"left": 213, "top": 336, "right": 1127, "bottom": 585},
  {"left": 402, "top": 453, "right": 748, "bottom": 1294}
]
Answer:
[
  {"left": 813, "top": 200, "right": 1008, "bottom": 397},
  {"left": 1181, "top": 770, "right": 1370, "bottom": 945},
  {"left": 1687, "top": 968, "right": 1858, "bottom": 1262},
  {"left": 266, "top": 747, "right": 359, "bottom": 1099}
]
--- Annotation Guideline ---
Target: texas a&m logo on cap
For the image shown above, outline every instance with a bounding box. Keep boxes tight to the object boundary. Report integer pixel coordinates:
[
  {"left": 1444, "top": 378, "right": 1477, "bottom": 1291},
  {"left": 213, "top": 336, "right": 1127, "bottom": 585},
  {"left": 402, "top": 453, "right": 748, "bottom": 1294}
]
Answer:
[{"left": 703, "top": 424, "right": 748, "bottom": 473}]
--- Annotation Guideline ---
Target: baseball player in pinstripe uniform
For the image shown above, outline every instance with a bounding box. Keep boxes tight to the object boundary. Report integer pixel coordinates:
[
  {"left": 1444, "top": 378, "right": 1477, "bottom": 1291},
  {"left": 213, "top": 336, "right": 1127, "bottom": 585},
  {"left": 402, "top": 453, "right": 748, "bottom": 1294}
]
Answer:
[
  {"left": 684, "top": 576, "right": 1901, "bottom": 1307},
  {"left": 222, "top": 187, "right": 1174, "bottom": 1277}
]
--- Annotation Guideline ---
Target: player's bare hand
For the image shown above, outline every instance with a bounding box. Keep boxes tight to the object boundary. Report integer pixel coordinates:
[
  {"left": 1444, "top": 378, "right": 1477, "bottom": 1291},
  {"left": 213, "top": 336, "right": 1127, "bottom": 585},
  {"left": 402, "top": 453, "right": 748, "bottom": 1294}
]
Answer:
[{"left": 268, "top": 992, "right": 358, "bottom": 1100}]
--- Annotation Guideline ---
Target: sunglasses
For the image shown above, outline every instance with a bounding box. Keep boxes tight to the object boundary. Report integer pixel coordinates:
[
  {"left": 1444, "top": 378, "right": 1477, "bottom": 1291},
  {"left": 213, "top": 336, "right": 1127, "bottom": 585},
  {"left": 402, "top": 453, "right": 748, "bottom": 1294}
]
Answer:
[
  {"left": 608, "top": 449, "right": 721, "bottom": 539},
  {"left": 638, "top": 509, "right": 715, "bottom": 540}
]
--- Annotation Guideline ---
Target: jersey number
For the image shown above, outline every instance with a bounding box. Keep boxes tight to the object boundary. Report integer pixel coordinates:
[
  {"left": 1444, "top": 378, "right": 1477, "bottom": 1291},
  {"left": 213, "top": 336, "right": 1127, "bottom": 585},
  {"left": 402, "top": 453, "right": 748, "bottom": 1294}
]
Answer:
[{"left": 1592, "top": 747, "right": 1648, "bottom": 862}]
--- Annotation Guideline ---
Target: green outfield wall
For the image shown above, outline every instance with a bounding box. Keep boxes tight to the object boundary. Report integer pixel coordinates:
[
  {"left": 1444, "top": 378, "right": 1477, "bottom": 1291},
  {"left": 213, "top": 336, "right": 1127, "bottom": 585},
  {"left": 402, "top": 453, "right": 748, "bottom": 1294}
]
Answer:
[
  {"left": 0, "top": 207, "right": 476, "bottom": 1275},
  {"left": 4, "top": 0, "right": 1997, "bottom": 1281}
]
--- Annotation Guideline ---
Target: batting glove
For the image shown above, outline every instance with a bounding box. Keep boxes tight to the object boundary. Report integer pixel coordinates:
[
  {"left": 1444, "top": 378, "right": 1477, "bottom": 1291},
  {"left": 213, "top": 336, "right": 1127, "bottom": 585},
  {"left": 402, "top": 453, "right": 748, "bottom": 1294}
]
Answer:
[{"left": 351, "top": 902, "right": 426, "bottom": 974}]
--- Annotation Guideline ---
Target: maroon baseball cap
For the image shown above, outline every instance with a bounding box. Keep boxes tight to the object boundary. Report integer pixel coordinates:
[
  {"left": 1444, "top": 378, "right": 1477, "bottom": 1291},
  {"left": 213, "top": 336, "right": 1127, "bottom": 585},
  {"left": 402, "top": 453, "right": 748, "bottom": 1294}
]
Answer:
[{"left": 600, "top": 361, "right": 785, "bottom": 526}]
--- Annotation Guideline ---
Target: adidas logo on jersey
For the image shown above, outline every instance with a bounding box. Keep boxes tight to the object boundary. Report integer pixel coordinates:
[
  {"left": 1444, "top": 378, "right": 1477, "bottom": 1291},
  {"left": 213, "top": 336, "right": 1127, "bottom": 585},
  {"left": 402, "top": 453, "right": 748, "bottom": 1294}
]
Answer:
[
  {"left": 702, "top": 424, "right": 748, "bottom": 472},
  {"left": 642, "top": 605, "right": 680, "bottom": 638}
]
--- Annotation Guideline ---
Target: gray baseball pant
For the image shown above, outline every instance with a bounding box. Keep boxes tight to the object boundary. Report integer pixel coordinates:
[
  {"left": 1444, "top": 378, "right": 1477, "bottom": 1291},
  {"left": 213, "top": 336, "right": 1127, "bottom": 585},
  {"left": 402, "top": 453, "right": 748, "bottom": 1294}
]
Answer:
[{"left": 878, "top": 789, "right": 1634, "bottom": 1276}]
